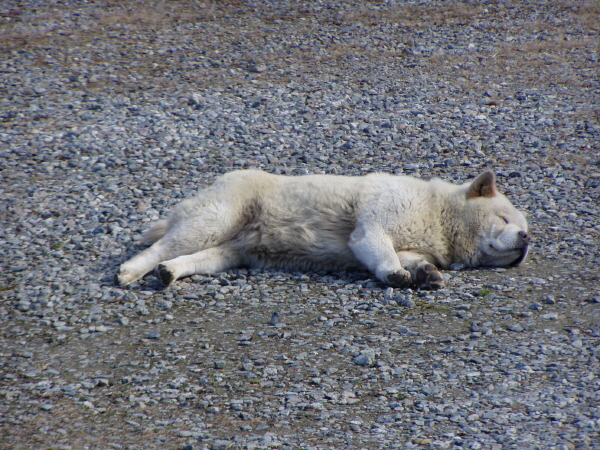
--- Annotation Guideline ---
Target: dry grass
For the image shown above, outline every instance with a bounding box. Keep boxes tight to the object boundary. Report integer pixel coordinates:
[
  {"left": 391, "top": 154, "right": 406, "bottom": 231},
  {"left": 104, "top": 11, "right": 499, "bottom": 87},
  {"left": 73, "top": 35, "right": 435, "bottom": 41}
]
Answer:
[
  {"left": 540, "top": 0, "right": 600, "bottom": 29},
  {"left": 4, "top": 0, "right": 597, "bottom": 47},
  {"left": 0, "top": 0, "right": 242, "bottom": 50},
  {"left": 92, "top": 0, "right": 243, "bottom": 28},
  {"left": 341, "top": 2, "right": 485, "bottom": 27},
  {"left": 1, "top": 0, "right": 597, "bottom": 97}
]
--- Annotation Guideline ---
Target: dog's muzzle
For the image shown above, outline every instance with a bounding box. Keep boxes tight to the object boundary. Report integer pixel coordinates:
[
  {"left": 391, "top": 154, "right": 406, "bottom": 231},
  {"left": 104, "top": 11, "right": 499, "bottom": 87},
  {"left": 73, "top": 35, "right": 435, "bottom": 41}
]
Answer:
[{"left": 510, "top": 231, "right": 531, "bottom": 266}]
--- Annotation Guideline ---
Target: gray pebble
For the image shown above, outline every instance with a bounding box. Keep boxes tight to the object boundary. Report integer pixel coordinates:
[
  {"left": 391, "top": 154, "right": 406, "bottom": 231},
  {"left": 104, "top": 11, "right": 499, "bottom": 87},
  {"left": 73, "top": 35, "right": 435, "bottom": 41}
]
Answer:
[
  {"left": 269, "top": 312, "right": 280, "bottom": 326},
  {"left": 211, "top": 440, "right": 233, "bottom": 450},
  {"left": 213, "top": 360, "right": 226, "bottom": 369},
  {"left": 247, "top": 63, "right": 267, "bottom": 74},
  {"left": 542, "top": 295, "right": 556, "bottom": 305},
  {"left": 399, "top": 298, "right": 415, "bottom": 308},
  {"left": 353, "top": 354, "right": 373, "bottom": 366}
]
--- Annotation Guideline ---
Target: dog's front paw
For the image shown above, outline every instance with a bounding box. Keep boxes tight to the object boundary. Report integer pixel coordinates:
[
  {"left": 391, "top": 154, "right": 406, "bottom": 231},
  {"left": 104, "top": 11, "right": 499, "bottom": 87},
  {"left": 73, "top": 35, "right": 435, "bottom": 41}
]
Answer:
[
  {"left": 385, "top": 269, "right": 412, "bottom": 288},
  {"left": 416, "top": 263, "right": 445, "bottom": 290},
  {"left": 157, "top": 264, "right": 176, "bottom": 286}
]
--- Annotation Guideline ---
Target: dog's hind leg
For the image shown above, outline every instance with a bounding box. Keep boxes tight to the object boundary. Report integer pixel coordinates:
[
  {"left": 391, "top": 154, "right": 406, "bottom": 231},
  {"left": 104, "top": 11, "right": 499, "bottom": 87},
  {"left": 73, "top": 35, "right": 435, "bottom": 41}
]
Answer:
[
  {"left": 156, "top": 246, "right": 241, "bottom": 286},
  {"left": 116, "top": 193, "right": 247, "bottom": 286},
  {"left": 116, "top": 237, "right": 178, "bottom": 286}
]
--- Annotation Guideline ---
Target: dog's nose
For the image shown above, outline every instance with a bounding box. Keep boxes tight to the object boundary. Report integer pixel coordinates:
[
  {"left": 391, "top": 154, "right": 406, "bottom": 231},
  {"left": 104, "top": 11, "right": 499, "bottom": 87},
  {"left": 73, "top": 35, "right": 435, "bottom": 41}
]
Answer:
[{"left": 519, "top": 231, "right": 530, "bottom": 244}]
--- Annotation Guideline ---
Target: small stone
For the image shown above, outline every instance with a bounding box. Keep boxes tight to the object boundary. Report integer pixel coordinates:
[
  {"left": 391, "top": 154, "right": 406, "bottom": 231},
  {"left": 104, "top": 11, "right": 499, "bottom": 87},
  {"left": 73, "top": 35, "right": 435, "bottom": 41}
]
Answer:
[
  {"left": 211, "top": 440, "right": 233, "bottom": 450},
  {"left": 156, "top": 299, "right": 172, "bottom": 310},
  {"left": 189, "top": 92, "right": 202, "bottom": 105},
  {"left": 145, "top": 331, "right": 160, "bottom": 339},
  {"left": 353, "top": 354, "right": 374, "bottom": 367},
  {"left": 541, "top": 295, "right": 556, "bottom": 305},
  {"left": 400, "top": 298, "right": 415, "bottom": 308},
  {"left": 542, "top": 313, "right": 558, "bottom": 320},
  {"left": 515, "top": 362, "right": 531, "bottom": 370},
  {"left": 450, "top": 263, "right": 465, "bottom": 271},
  {"left": 247, "top": 63, "right": 267, "bottom": 73},
  {"left": 571, "top": 339, "right": 583, "bottom": 349},
  {"left": 96, "top": 378, "right": 110, "bottom": 387},
  {"left": 507, "top": 324, "right": 523, "bottom": 332},
  {"left": 213, "top": 360, "right": 225, "bottom": 369},
  {"left": 115, "top": 317, "right": 129, "bottom": 325}
]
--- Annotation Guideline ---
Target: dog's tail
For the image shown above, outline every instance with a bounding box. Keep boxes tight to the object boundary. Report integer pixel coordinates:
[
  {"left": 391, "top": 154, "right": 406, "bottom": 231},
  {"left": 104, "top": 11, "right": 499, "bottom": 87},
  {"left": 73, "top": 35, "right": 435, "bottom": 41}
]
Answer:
[{"left": 142, "top": 219, "right": 168, "bottom": 245}]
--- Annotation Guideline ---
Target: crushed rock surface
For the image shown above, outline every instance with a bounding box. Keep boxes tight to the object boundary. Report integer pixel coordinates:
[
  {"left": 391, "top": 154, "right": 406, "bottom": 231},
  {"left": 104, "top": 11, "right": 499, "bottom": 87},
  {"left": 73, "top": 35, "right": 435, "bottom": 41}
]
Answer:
[{"left": 1, "top": 1, "right": 599, "bottom": 449}]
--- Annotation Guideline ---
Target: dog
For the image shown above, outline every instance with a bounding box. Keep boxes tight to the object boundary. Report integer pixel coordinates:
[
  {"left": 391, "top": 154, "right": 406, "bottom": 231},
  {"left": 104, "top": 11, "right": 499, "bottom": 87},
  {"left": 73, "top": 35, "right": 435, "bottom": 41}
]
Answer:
[{"left": 116, "top": 169, "right": 529, "bottom": 290}]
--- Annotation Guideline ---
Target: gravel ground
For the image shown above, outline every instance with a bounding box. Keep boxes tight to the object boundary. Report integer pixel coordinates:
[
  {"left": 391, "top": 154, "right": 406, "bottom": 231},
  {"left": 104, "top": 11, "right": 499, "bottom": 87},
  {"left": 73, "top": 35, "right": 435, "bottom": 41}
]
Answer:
[{"left": 1, "top": 1, "right": 599, "bottom": 449}]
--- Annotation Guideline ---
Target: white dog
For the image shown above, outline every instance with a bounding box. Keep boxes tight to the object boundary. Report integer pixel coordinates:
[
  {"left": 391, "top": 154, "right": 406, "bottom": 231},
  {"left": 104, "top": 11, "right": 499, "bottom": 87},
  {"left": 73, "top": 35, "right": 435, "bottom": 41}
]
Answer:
[{"left": 116, "top": 170, "right": 529, "bottom": 290}]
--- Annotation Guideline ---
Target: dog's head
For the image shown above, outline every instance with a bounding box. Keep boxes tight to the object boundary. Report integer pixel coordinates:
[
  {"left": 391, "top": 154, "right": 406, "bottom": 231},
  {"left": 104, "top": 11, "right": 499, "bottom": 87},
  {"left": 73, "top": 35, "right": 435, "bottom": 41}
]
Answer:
[{"left": 464, "top": 171, "right": 530, "bottom": 267}]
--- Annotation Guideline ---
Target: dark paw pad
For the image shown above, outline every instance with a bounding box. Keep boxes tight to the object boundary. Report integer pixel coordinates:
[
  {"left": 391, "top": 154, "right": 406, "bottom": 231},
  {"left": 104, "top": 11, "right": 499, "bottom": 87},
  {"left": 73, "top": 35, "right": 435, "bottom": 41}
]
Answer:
[
  {"left": 386, "top": 270, "right": 411, "bottom": 288},
  {"left": 416, "top": 264, "right": 445, "bottom": 290},
  {"left": 157, "top": 264, "right": 175, "bottom": 286}
]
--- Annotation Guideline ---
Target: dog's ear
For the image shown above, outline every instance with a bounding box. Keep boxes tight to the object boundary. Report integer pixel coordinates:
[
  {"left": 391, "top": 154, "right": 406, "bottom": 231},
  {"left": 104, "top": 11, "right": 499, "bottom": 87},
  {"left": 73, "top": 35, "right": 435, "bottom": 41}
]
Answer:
[{"left": 467, "top": 171, "right": 497, "bottom": 198}]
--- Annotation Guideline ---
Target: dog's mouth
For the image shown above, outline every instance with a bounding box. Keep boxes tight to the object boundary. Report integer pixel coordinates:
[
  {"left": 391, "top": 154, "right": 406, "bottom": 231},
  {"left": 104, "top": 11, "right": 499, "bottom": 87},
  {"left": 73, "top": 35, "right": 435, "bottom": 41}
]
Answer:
[{"left": 509, "top": 244, "right": 529, "bottom": 267}]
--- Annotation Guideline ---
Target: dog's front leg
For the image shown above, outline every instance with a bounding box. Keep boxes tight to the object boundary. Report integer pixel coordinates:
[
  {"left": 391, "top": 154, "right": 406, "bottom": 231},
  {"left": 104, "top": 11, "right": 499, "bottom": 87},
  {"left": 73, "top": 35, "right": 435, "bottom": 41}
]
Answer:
[
  {"left": 348, "top": 224, "right": 411, "bottom": 288},
  {"left": 396, "top": 251, "right": 445, "bottom": 290}
]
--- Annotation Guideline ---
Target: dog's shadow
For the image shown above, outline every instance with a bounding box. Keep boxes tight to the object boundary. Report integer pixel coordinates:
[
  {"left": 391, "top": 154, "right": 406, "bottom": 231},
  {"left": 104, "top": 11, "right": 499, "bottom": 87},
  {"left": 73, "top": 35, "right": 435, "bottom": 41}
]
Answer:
[
  {"left": 101, "top": 242, "right": 381, "bottom": 293},
  {"left": 98, "top": 242, "right": 169, "bottom": 291}
]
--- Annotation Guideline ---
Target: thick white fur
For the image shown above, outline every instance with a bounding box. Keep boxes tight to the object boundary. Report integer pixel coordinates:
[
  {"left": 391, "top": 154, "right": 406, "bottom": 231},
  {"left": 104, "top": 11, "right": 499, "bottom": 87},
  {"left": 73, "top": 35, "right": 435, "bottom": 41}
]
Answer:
[{"left": 116, "top": 170, "right": 529, "bottom": 289}]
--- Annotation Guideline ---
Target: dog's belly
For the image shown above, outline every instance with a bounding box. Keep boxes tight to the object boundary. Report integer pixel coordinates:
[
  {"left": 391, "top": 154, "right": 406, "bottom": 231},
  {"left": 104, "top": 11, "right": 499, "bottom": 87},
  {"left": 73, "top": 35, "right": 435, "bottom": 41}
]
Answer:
[
  {"left": 242, "top": 243, "right": 363, "bottom": 272},
  {"left": 232, "top": 203, "right": 364, "bottom": 272}
]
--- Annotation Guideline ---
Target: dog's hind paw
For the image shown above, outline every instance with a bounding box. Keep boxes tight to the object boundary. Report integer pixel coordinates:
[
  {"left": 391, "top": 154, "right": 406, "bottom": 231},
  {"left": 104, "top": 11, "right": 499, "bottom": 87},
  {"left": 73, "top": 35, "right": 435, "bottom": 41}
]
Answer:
[
  {"left": 385, "top": 269, "right": 412, "bottom": 288},
  {"left": 115, "top": 267, "right": 136, "bottom": 286},
  {"left": 157, "top": 264, "right": 175, "bottom": 286},
  {"left": 416, "top": 263, "right": 445, "bottom": 290}
]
